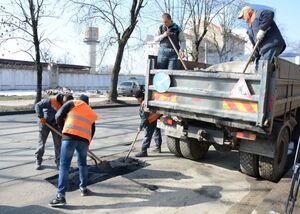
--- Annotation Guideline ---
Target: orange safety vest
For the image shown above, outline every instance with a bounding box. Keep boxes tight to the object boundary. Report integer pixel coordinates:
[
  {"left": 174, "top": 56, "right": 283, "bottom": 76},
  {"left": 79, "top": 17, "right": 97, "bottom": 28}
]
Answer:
[
  {"left": 51, "top": 96, "right": 61, "bottom": 111},
  {"left": 62, "top": 100, "right": 98, "bottom": 143},
  {"left": 141, "top": 101, "right": 161, "bottom": 124}
]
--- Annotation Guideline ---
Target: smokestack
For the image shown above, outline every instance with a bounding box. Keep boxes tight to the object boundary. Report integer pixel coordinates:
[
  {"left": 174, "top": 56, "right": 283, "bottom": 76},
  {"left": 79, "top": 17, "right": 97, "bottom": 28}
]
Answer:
[{"left": 84, "top": 27, "right": 99, "bottom": 73}]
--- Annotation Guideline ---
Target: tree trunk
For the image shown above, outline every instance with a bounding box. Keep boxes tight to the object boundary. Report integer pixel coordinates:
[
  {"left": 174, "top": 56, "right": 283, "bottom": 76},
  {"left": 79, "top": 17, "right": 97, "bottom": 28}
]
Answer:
[{"left": 109, "top": 41, "right": 126, "bottom": 102}]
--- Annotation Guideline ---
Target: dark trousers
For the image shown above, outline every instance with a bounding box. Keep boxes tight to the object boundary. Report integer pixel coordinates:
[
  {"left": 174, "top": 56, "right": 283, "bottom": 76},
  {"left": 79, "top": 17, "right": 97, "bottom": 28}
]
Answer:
[
  {"left": 141, "top": 121, "right": 162, "bottom": 152},
  {"left": 35, "top": 122, "right": 61, "bottom": 165},
  {"left": 157, "top": 48, "right": 178, "bottom": 69}
]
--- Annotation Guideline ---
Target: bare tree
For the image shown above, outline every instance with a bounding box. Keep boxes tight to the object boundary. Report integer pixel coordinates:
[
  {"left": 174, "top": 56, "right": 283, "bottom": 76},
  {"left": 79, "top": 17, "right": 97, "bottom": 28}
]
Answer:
[
  {"left": 0, "top": 0, "right": 53, "bottom": 103},
  {"left": 211, "top": 1, "right": 245, "bottom": 62},
  {"left": 184, "top": 0, "right": 236, "bottom": 62},
  {"left": 71, "top": 0, "right": 145, "bottom": 102}
]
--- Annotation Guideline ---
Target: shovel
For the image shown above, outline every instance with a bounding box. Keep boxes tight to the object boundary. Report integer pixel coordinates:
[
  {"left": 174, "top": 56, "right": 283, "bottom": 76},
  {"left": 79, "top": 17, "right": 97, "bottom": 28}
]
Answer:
[
  {"left": 166, "top": 27, "right": 188, "bottom": 70},
  {"left": 242, "top": 38, "right": 262, "bottom": 73},
  {"left": 45, "top": 122, "right": 112, "bottom": 172},
  {"left": 123, "top": 130, "right": 141, "bottom": 162}
]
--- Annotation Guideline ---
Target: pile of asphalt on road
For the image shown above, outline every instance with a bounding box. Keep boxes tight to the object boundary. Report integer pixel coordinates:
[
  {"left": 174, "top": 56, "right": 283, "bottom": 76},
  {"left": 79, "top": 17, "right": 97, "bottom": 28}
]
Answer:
[{"left": 46, "top": 157, "right": 149, "bottom": 191}]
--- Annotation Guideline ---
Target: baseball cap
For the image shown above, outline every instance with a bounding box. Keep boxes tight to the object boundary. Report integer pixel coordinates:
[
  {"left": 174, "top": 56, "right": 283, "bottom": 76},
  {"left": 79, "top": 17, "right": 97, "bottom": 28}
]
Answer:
[{"left": 238, "top": 6, "right": 252, "bottom": 19}]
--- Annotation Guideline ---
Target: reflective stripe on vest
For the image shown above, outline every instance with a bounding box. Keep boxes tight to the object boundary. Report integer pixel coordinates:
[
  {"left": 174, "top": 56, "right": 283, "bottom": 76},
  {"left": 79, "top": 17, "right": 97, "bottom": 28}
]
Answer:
[
  {"left": 51, "top": 96, "right": 61, "bottom": 111},
  {"left": 62, "top": 100, "right": 97, "bottom": 143}
]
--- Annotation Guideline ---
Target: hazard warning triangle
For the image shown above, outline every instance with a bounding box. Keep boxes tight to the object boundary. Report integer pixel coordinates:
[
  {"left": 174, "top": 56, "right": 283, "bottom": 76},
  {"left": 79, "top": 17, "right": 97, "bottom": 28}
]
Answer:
[{"left": 230, "top": 77, "right": 252, "bottom": 99}]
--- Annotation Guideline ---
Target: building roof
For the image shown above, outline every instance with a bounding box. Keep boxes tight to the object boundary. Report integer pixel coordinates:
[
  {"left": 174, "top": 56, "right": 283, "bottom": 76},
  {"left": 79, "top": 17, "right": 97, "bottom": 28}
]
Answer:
[{"left": 0, "top": 58, "right": 90, "bottom": 70}]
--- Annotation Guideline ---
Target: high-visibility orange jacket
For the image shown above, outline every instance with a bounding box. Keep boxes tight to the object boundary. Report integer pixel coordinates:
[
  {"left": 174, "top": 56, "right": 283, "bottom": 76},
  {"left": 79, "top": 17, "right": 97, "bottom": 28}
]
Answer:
[
  {"left": 51, "top": 96, "right": 61, "bottom": 111},
  {"left": 62, "top": 100, "right": 97, "bottom": 143},
  {"left": 139, "top": 101, "right": 161, "bottom": 129}
]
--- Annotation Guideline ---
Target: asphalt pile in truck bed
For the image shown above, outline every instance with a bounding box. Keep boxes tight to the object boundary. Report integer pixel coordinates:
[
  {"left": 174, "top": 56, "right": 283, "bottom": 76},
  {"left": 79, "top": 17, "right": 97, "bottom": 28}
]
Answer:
[{"left": 45, "top": 157, "right": 148, "bottom": 191}]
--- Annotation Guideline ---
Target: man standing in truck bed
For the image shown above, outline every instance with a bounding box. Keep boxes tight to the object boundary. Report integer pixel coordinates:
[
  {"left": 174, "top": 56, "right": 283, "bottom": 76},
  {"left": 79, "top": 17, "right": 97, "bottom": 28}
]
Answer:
[
  {"left": 238, "top": 6, "right": 286, "bottom": 62},
  {"left": 154, "top": 13, "right": 186, "bottom": 69}
]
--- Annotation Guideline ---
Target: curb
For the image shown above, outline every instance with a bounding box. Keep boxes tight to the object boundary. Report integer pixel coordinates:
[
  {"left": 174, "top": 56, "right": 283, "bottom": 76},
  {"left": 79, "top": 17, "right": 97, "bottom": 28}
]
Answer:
[
  {"left": 251, "top": 170, "right": 300, "bottom": 214},
  {"left": 0, "top": 103, "right": 139, "bottom": 116}
]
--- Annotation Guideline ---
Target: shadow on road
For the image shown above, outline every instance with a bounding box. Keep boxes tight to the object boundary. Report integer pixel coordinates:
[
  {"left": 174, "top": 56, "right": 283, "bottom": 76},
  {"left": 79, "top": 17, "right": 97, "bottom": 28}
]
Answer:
[
  {"left": 61, "top": 184, "right": 223, "bottom": 210},
  {"left": 0, "top": 205, "right": 64, "bottom": 214}
]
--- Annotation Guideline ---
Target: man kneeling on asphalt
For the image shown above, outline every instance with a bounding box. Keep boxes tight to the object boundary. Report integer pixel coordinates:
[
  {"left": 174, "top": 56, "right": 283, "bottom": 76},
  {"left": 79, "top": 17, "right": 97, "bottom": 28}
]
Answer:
[
  {"left": 49, "top": 95, "right": 97, "bottom": 207},
  {"left": 34, "top": 93, "right": 73, "bottom": 170},
  {"left": 134, "top": 90, "right": 162, "bottom": 157}
]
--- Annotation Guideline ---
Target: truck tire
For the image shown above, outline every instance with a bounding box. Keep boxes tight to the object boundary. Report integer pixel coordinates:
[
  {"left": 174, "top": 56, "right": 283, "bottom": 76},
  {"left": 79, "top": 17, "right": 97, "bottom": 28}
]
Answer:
[
  {"left": 179, "top": 138, "right": 209, "bottom": 160},
  {"left": 239, "top": 151, "right": 259, "bottom": 177},
  {"left": 166, "top": 136, "right": 182, "bottom": 157},
  {"left": 259, "top": 127, "right": 289, "bottom": 182}
]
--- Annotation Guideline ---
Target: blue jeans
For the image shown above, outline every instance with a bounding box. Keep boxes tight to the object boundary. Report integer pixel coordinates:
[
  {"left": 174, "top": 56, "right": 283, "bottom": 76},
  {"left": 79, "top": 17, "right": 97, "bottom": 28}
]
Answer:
[
  {"left": 157, "top": 48, "right": 178, "bottom": 69},
  {"left": 141, "top": 121, "right": 162, "bottom": 152},
  {"left": 57, "top": 140, "right": 88, "bottom": 197},
  {"left": 260, "top": 46, "right": 284, "bottom": 61}
]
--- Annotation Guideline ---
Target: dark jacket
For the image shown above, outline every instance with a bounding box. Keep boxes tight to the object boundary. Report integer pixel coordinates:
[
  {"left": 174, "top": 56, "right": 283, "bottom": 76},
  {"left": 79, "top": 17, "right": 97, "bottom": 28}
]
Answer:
[
  {"left": 247, "top": 9, "right": 286, "bottom": 56},
  {"left": 139, "top": 102, "right": 149, "bottom": 130},
  {"left": 55, "top": 100, "right": 96, "bottom": 143},
  {"left": 159, "top": 23, "right": 181, "bottom": 51},
  {"left": 35, "top": 94, "right": 63, "bottom": 123}
]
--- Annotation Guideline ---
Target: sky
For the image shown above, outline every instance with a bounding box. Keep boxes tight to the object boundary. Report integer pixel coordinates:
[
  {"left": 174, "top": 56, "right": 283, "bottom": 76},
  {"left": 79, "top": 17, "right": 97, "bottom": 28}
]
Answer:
[{"left": 1, "top": 0, "right": 299, "bottom": 74}]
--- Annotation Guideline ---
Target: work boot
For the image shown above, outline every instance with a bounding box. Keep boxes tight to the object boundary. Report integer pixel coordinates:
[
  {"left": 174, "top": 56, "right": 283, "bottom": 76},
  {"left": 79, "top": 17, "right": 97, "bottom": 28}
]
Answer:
[
  {"left": 35, "top": 163, "right": 42, "bottom": 170},
  {"left": 152, "top": 147, "right": 161, "bottom": 153},
  {"left": 80, "top": 187, "right": 89, "bottom": 197},
  {"left": 135, "top": 151, "right": 148, "bottom": 157},
  {"left": 49, "top": 195, "right": 66, "bottom": 207}
]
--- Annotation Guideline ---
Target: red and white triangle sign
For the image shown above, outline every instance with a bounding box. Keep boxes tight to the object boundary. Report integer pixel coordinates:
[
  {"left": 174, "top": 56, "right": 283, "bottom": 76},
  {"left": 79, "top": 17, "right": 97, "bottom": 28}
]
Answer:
[{"left": 230, "top": 77, "right": 252, "bottom": 99}]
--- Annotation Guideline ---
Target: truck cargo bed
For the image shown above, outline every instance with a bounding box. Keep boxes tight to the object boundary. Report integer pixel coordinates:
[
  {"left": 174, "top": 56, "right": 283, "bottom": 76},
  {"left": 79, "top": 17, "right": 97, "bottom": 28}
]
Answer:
[{"left": 145, "top": 58, "right": 300, "bottom": 134}]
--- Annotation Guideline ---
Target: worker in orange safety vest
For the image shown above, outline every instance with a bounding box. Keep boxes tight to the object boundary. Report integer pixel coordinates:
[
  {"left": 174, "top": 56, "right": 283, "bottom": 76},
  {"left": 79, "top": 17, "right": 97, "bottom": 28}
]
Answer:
[
  {"left": 34, "top": 94, "right": 73, "bottom": 170},
  {"left": 49, "top": 94, "right": 97, "bottom": 207},
  {"left": 134, "top": 90, "right": 162, "bottom": 157}
]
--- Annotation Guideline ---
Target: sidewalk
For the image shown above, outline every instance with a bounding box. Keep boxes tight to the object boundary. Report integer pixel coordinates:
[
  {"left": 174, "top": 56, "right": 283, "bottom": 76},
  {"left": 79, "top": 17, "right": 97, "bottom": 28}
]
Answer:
[{"left": 0, "top": 96, "right": 138, "bottom": 113}]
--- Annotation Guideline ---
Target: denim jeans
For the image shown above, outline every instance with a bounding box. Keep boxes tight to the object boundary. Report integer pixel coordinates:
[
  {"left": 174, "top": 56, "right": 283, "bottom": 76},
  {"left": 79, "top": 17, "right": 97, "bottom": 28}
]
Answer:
[
  {"left": 141, "top": 120, "right": 162, "bottom": 152},
  {"left": 260, "top": 46, "right": 284, "bottom": 61},
  {"left": 157, "top": 48, "right": 178, "bottom": 69},
  {"left": 57, "top": 140, "right": 88, "bottom": 197},
  {"left": 35, "top": 122, "right": 61, "bottom": 166}
]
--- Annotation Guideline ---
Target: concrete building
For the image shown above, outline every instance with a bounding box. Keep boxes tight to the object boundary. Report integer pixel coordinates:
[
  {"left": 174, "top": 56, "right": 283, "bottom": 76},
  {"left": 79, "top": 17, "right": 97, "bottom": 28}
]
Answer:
[{"left": 0, "top": 58, "right": 143, "bottom": 91}]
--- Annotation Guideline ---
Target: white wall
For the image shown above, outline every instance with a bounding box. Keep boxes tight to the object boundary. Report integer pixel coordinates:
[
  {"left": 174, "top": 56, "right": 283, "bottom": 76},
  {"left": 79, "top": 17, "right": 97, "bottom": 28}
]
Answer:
[
  {"left": 0, "top": 68, "right": 49, "bottom": 90},
  {"left": 0, "top": 67, "right": 142, "bottom": 91}
]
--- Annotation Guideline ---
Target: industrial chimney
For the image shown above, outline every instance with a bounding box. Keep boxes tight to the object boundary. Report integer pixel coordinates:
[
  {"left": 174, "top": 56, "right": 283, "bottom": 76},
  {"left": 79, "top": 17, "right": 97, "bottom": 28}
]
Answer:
[{"left": 84, "top": 27, "right": 99, "bottom": 73}]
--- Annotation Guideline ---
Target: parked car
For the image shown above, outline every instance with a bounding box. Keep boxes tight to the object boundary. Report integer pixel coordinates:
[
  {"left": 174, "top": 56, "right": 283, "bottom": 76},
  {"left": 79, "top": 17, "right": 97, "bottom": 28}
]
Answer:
[{"left": 117, "top": 81, "right": 140, "bottom": 96}]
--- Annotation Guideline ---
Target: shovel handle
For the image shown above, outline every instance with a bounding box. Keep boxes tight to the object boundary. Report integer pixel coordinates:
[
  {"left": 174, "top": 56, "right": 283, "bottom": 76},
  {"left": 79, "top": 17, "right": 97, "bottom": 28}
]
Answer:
[
  {"left": 242, "top": 39, "right": 261, "bottom": 73},
  {"left": 167, "top": 36, "right": 188, "bottom": 70},
  {"left": 125, "top": 131, "right": 141, "bottom": 160},
  {"left": 45, "top": 122, "right": 102, "bottom": 164}
]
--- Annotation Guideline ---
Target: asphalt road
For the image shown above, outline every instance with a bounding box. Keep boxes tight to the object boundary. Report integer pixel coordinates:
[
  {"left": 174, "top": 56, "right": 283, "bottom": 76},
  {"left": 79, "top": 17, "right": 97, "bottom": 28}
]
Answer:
[{"left": 0, "top": 106, "right": 278, "bottom": 214}]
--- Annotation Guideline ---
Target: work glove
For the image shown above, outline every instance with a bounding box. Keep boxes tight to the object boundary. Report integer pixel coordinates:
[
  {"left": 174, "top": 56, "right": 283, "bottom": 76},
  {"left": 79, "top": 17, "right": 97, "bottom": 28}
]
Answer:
[
  {"left": 39, "top": 117, "right": 46, "bottom": 124},
  {"left": 256, "top": 30, "right": 266, "bottom": 41}
]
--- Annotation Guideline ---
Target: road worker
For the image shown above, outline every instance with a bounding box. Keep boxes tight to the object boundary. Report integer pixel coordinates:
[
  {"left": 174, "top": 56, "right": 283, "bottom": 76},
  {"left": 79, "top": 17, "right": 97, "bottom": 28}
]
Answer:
[
  {"left": 49, "top": 94, "right": 97, "bottom": 207},
  {"left": 134, "top": 90, "right": 162, "bottom": 157},
  {"left": 154, "top": 13, "right": 186, "bottom": 69},
  {"left": 238, "top": 6, "right": 286, "bottom": 63},
  {"left": 34, "top": 94, "right": 73, "bottom": 170}
]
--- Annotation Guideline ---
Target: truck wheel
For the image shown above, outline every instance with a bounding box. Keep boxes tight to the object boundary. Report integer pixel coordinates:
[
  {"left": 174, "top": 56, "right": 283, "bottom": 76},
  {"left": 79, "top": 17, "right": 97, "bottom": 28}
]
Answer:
[
  {"left": 239, "top": 151, "right": 259, "bottom": 177},
  {"left": 259, "top": 127, "right": 289, "bottom": 182},
  {"left": 166, "top": 136, "right": 182, "bottom": 157},
  {"left": 179, "top": 138, "right": 209, "bottom": 160}
]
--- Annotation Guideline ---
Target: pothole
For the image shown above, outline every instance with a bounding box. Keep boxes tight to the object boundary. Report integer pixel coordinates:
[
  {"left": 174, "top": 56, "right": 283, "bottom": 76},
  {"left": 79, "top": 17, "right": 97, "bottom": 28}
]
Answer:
[{"left": 45, "top": 157, "right": 149, "bottom": 192}]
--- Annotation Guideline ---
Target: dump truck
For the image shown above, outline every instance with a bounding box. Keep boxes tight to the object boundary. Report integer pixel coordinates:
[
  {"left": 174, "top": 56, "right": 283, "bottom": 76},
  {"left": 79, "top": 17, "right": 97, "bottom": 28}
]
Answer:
[{"left": 144, "top": 56, "right": 300, "bottom": 182}]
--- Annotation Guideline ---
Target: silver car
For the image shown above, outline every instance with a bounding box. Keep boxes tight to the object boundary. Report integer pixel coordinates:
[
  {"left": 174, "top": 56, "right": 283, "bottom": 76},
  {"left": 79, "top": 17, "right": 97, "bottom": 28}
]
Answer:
[{"left": 117, "top": 81, "right": 140, "bottom": 96}]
